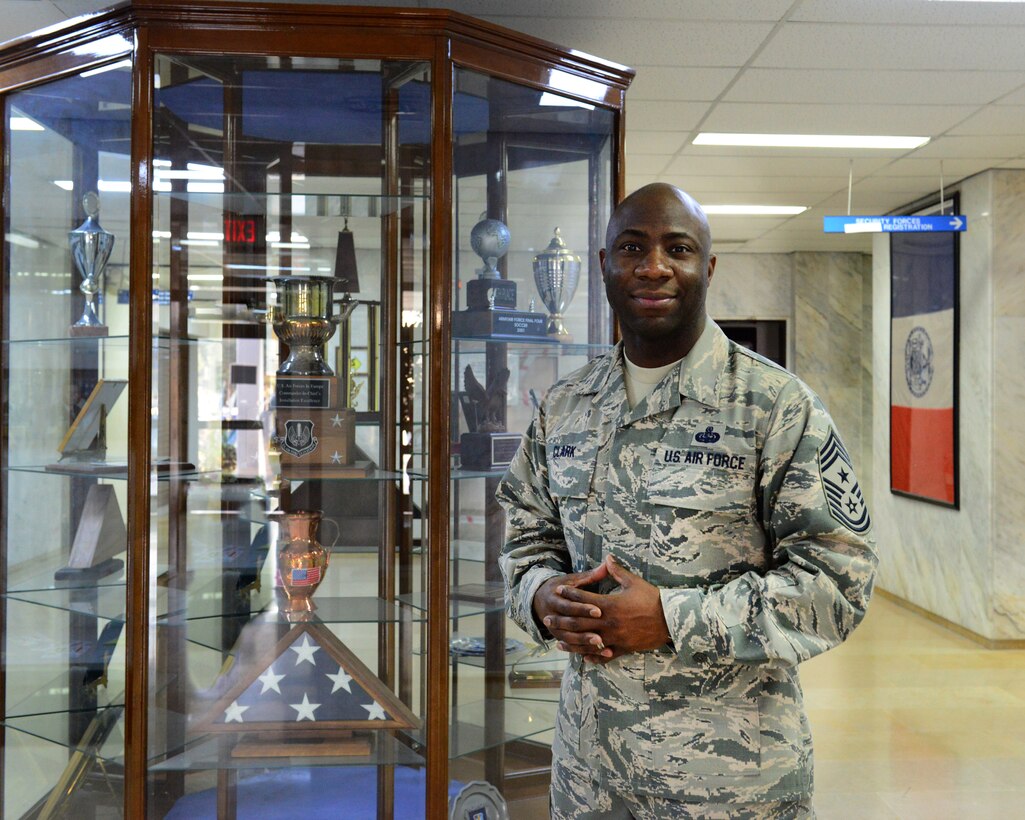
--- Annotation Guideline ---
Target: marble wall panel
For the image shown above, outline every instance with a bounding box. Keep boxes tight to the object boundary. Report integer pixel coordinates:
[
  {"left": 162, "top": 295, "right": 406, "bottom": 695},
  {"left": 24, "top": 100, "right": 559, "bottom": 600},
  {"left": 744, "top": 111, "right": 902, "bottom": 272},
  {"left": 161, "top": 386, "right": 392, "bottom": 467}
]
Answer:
[
  {"left": 707, "top": 252, "right": 793, "bottom": 320},
  {"left": 990, "top": 170, "right": 1025, "bottom": 638},
  {"left": 992, "top": 170, "right": 1025, "bottom": 318},
  {"left": 794, "top": 252, "right": 872, "bottom": 491}
]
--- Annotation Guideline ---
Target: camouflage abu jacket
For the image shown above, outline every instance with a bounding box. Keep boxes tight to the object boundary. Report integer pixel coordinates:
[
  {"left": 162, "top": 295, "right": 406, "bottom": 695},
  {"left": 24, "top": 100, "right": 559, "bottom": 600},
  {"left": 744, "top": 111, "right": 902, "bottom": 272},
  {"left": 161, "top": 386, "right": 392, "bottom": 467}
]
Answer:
[{"left": 496, "top": 319, "right": 877, "bottom": 803}]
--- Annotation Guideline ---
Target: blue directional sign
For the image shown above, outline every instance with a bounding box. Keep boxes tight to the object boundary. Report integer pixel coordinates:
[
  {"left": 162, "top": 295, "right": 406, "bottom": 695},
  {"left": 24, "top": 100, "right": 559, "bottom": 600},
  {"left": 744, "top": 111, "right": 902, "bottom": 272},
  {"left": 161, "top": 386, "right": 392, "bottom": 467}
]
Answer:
[{"left": 823, "top": 214, "right": 966, "bottom": 234}]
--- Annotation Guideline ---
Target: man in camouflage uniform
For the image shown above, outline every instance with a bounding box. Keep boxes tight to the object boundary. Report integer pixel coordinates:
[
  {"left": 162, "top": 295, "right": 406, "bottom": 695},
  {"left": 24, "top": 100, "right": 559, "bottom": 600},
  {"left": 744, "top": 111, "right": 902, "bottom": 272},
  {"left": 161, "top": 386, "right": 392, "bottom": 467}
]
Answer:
[{"left": 497, "top": 183, "right": 877, "bottom": 819}]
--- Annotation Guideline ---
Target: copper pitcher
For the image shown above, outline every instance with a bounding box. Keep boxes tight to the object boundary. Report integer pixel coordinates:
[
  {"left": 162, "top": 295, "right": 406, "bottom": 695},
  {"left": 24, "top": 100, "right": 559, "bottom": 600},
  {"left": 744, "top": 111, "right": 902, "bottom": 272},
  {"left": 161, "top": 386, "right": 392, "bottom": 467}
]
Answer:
[{"left": 270, "top": 509, "right": 329, "bottom": 618}]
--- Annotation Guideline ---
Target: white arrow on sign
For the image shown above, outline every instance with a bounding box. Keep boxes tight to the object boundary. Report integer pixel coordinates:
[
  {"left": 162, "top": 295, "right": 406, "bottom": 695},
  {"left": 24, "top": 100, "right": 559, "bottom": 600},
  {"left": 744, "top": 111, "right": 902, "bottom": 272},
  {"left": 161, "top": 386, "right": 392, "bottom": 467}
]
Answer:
[{"left": 949, "top": 216, "right": 963, "bottom": 229}]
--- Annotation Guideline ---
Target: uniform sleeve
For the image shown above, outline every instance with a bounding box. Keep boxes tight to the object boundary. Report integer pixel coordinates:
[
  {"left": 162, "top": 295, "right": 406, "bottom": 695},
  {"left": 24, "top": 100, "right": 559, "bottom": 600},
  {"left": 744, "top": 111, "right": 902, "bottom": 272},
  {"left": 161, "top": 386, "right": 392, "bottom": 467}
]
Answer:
[
  {"left": 660, "top": 379, "right": 878, "bottom": 667},
  {"left": 496, "top": 406, "right": 572, "bottom": 646}
]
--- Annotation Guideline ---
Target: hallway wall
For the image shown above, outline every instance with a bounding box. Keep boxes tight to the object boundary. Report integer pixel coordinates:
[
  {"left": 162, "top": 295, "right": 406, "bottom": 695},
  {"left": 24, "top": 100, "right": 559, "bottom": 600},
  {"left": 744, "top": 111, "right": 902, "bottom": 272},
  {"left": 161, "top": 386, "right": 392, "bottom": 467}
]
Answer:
[{"left": 872, "top": 168, "right": 1025, "bottom": 643}]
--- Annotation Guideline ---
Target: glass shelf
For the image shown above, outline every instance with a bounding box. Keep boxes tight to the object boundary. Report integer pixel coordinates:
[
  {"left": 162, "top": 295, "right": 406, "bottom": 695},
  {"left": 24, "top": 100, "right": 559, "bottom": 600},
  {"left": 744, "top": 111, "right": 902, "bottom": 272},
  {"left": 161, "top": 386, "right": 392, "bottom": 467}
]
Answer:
[
  {"left": 3, "top": 463, "right": 216, "bottom": 481},
  {"left": 5, "top": 671, "right": 124, "bottom": 719},
  {"left": 430, "top": 698, "right": 558, "bottom": 759},
  {"left": 397, "top": 588, "right": 504, "bottom": 618},
  {"left": 2, "top": 703, "right": 125, "bottom": 758},
  {"left": 4, "top": 587, "right": 126, "bottom": 622},
  {"left": 4, "top": 561, "right": 126, "bottom": 595}
]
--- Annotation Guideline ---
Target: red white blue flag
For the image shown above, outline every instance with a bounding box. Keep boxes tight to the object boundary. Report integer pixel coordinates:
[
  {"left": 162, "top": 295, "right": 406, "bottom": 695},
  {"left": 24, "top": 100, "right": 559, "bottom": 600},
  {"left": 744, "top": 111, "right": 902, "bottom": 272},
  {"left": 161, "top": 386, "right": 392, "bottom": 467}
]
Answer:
[{"left": 890, "top": 232, "right": 957, "bottom": 505}]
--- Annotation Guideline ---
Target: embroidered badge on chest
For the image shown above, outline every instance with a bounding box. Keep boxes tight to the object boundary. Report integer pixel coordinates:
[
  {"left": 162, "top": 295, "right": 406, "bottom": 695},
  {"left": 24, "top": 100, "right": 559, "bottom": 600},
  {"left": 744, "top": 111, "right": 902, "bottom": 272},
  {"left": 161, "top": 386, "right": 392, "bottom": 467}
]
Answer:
[
  {"left": 691, "top": 423, "right": 726, "bottom": 447},
  {"left": 818, "top": 429, "right": 871, "bottom": 534}
]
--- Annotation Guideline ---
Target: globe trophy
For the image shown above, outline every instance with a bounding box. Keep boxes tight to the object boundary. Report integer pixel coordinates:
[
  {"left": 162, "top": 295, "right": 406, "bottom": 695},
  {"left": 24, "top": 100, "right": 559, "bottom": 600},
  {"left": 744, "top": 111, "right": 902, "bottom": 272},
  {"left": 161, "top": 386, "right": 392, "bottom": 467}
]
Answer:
[
  {"left": 69, "top": 191, "right": 115, "bottom": 337},
  {"left": 532, "top": 227, "right": 581, "bottom": 341},
  {"left": 451, "top": 214, "right": 546, "bottom": 340}
]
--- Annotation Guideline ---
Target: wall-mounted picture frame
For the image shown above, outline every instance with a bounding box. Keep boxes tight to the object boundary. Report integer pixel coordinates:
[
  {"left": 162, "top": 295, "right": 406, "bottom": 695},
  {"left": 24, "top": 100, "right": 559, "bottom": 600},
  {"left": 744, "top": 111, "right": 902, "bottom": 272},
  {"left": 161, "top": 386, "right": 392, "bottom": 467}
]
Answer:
[{"left": 889, "top": 195, "right": 959, "bottom": 507}]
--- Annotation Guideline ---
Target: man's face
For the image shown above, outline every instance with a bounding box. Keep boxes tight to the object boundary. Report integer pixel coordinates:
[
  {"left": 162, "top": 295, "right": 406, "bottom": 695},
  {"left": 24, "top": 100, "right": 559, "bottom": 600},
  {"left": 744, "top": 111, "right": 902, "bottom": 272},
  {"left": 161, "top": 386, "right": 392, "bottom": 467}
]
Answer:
[{"left": 599, "top": 187, "right": 716, "bottom": 366}]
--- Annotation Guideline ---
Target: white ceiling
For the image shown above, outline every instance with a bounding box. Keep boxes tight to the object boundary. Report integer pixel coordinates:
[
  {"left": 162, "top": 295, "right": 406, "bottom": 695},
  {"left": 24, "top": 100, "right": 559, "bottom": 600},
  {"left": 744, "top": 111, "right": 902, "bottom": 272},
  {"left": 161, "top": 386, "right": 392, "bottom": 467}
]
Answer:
[{"left": 5, "top": 0, "right": 1025, "bottom": 253}]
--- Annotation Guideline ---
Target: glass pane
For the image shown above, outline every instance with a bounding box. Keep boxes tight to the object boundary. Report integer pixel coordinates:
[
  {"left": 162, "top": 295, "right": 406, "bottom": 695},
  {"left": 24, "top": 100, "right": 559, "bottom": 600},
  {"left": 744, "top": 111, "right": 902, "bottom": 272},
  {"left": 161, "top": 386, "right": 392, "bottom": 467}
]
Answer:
[
  {"left": 449, "top": 68, "right": 615, "bottom": 809},
  {"left": 2, "top": 60, "right": 133, "bottom": 818},
  {"left": 147, "top": 55, "right": 430, "bottom": 818}
]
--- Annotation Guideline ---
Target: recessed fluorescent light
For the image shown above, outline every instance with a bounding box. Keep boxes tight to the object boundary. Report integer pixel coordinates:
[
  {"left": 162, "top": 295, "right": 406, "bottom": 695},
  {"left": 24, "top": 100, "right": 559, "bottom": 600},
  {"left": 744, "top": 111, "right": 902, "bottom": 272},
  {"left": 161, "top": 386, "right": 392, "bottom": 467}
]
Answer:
[
  {"left": 694, "top": 133, "right": 929, "bottom": 150},
  {"left": 703, "top": 205, "right": 806, "bottom": 216},
  {"left": 10, "top": 116, "right": 44, "bottom": 131}
]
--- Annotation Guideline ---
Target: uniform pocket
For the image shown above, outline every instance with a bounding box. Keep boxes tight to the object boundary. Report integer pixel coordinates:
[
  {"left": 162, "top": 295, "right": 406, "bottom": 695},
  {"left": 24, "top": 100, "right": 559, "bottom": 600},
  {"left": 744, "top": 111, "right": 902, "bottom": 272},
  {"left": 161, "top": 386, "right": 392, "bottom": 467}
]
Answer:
[
  {"left": 645, "top": 460, "right": 764, "bottom": 585},
  {"left": 648, "top": 696, "right": 761, "bottom": 777}
]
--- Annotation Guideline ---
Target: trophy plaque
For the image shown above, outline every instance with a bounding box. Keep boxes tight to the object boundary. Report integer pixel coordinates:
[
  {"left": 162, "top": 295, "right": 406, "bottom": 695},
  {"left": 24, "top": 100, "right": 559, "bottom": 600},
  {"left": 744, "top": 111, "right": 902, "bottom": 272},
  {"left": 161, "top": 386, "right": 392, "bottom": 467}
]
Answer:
[
  {"left": 69, "top": 192, "right": 115, "bottom": 337},
  {"left": 272, "top": 276, "right": 368, "bottom": 478},
  {"left": 532, "top": 227, "right": 581, "bottom": 341},
  {"left": 452, "top": 216, "right": 547, "bottom": 340},
  {"left": 458, "top": 365, "right": 521, "bottom": 471}
]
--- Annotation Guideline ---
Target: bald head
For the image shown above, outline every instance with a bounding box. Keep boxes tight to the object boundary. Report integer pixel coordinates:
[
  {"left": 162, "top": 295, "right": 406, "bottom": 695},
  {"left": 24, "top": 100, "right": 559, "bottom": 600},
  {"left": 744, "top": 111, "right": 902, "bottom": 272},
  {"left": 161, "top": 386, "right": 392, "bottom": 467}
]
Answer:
[{"left": 606, "top": 183, "right": 713, "bottom": 263}]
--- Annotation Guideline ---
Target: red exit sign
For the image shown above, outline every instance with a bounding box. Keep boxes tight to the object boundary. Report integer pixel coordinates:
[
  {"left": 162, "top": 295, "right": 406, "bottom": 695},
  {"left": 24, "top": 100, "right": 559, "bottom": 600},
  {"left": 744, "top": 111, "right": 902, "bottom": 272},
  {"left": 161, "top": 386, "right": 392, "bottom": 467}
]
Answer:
[{"left": 224, "top": 217, "right": 258, "bottom": 245}]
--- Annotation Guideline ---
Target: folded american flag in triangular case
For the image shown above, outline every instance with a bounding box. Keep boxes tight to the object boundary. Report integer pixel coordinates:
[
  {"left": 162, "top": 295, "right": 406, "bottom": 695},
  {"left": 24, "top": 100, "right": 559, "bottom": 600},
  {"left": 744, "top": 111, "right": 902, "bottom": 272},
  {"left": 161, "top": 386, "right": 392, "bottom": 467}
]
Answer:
[{"left": 191, "top": 620, "right": 419, "bottom": 736}]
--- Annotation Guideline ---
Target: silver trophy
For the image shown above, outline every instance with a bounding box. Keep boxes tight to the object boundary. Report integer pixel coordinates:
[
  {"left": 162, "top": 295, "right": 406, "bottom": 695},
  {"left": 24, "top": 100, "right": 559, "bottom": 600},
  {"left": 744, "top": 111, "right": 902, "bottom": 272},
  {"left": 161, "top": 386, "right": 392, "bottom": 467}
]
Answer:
[
  {"left": 532, "top": 227, "right": 581, "bottom": 340},
  {"left": 469, "top": 215, "right": 511, "bottom": 280},
  {"left": 271, "top": 276, "right": 355, "bottom": 375},
  {"left": 69, "top": 192, "right": 115, "bottom": 336}
]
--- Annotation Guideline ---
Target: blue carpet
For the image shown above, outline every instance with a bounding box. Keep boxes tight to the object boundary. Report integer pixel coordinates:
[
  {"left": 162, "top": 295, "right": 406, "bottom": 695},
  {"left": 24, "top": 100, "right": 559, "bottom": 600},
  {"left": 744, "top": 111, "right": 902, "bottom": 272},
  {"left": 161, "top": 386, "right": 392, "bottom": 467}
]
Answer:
[{"left": 166, "top": 765, "right": 463, "bottom": 818}]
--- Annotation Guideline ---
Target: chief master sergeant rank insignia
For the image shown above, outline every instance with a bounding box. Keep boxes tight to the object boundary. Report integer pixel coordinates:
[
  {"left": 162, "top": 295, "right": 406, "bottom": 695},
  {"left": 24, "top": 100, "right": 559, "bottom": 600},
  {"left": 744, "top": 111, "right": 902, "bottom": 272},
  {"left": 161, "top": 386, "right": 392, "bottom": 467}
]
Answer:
[{"left": 818, "top": 428, "right": 871, "bottom": 534}]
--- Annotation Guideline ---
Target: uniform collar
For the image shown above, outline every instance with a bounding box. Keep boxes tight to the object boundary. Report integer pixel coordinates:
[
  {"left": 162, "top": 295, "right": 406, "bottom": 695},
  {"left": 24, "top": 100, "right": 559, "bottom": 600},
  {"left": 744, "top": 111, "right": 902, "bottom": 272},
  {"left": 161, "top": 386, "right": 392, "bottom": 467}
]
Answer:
[{"left": 572, "top": 316, "right": 727, "bottom": 412}]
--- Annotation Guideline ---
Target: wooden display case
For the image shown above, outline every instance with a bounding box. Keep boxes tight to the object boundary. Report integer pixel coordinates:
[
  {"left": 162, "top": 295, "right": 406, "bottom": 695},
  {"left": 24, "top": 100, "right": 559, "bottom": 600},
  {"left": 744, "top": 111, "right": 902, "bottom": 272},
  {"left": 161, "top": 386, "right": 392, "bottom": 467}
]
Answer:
[{"left": 0, "top": 3, "right": 630, "bottom": 817}]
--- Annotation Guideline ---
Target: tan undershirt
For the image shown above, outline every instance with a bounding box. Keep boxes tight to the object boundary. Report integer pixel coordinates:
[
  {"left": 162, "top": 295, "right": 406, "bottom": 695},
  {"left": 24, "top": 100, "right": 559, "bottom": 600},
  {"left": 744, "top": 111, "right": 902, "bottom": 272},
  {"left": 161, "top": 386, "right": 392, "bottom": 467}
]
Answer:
[{"left": 623, "top": 353, "right": 683, "bottom": 409}]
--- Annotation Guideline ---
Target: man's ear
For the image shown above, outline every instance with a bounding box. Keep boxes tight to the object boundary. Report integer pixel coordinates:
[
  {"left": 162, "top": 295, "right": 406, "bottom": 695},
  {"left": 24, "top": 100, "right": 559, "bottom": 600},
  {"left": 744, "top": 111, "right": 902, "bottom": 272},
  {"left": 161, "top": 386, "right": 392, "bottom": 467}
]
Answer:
[
  {"left": 598, "top": 248, "right": 608, "bottom": 281},
  {"left": 706, "top": 253, "right": 716, "bottom": 285}
]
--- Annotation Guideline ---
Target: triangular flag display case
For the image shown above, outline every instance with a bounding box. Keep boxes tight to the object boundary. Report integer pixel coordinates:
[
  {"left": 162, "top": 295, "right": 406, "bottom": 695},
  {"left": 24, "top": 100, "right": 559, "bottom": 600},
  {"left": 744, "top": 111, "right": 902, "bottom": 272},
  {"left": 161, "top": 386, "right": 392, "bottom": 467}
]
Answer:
[
  {"left": 0, "top": 2, "right": 629, "bottom": 818},
  {"left": 192, "top": 620, "right": 419, "bottom": 756}
]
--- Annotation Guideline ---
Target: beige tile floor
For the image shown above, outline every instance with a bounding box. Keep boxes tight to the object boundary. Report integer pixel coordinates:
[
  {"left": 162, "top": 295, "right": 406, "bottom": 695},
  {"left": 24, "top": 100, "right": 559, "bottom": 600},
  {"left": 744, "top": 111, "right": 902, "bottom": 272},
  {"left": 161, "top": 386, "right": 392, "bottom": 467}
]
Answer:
[{"left": 803, "top": 594, "right": 1025, "bottom": 819}]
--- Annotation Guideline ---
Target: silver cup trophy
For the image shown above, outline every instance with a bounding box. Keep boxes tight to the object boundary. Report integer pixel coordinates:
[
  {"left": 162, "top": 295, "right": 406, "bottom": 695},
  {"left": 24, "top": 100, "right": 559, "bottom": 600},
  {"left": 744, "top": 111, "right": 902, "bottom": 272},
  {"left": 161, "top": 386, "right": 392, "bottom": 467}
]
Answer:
[
  {"left": 69, "top": 192, "right": 115, "bottom": 336},
  {"left": 271, "top": 276, "right": 360, "bottom": 472},
  {"left": 271, "top": 276, "right": 356, "bottom": 375},
  {"left": 532, "top": 227, "right": 581, "bottom": 340}
]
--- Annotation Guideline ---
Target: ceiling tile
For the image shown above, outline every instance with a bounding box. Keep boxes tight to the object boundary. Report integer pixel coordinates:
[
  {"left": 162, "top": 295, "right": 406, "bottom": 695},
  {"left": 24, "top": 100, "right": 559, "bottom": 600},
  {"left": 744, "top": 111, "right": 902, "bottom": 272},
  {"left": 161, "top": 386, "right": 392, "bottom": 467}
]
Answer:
[
  {"left": 701, "top": 102, "right": 977, "bottom": 135},
  {"left": 723, "top": 68, "right": 1025, "bottom": 107},
  {"left": 666, "top": 154, "right": 893, "bottom": 178},
  {"left": 882, "top": 157, "right": 999, "bottom": 180},
  {"left": 663, "top": 176, "right": 850, "bottom": 195},
  {"left": 441, "top": 0, "right": 793, "bottom": 20},
  {"left": 0, "top": 2, "right": 67, "bottom": 45},
  {"left": 907, "top": 135, "right": 1025, "bottom": 159},
  {"left": 629, "top": 66, "right": 737, "bottom": 101},
  {"left": 755, "top": 22, "right": 1025, "bottom": 72},
  {"left": 626, "top": 100, "right": 710, "bottom": 132},
  {"left": 625, "top": 131, "right": 689, "bottom": 154},
  {"left": 625, "top": 155, "right": 673, "bottom": 175},
  {"left": 997, "top": 85, "right": 1025, "bottom": 106},
  {"left": 791, "top": 0, "right": 1025, "bottom": 26},
  {"left": 948, "top": 106, "right": 1025, "bottom": 136},
  {"left": 478, "top": 18, "right": 775, "bottom": 67}
]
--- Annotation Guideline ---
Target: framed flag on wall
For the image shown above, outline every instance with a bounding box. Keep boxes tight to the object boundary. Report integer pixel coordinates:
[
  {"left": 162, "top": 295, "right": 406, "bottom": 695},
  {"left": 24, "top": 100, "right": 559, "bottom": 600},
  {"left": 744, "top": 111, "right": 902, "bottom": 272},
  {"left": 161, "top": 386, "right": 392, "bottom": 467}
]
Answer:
[{"left": 889, "top": 197, "right": 959, "bottom": 507}]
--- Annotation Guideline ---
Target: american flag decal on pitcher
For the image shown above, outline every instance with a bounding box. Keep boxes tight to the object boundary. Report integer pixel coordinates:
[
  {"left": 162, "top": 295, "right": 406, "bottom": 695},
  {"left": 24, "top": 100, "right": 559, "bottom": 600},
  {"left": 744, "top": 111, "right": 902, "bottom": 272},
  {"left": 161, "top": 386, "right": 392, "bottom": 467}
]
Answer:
[{"left": 289, "top": 566, "right": 322, "bottom": 586}]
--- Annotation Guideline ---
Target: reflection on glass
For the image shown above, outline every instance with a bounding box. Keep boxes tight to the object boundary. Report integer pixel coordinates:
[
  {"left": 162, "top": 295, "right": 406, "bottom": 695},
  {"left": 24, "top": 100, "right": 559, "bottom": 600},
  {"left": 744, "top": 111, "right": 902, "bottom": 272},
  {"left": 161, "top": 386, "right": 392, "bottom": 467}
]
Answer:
[{"left": 3, "top": 64, "right": 132, "bottom": 818}]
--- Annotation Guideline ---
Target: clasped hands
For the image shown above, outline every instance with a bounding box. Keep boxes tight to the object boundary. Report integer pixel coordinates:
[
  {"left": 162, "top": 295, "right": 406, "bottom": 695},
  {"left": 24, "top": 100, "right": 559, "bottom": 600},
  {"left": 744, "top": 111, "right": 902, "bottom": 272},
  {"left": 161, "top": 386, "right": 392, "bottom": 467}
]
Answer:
[{"left": 533, "top": 554, "right": 671, "bottom": 664}]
